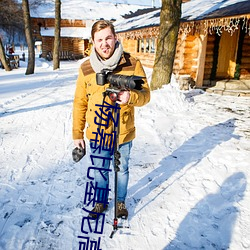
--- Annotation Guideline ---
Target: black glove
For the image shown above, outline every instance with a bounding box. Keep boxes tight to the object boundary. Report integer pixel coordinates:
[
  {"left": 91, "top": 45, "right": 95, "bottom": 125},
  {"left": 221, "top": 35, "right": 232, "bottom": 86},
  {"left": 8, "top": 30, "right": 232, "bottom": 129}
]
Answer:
[{"left": 72, "top": 146, "right": 86, "bottom": 162}]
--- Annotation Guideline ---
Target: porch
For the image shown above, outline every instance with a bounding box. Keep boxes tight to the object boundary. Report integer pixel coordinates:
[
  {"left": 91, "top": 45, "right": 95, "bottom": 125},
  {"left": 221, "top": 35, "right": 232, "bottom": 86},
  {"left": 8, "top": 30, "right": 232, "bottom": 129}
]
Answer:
[{"left": 205, "top": 79, "right": 250, "bottom": 97}]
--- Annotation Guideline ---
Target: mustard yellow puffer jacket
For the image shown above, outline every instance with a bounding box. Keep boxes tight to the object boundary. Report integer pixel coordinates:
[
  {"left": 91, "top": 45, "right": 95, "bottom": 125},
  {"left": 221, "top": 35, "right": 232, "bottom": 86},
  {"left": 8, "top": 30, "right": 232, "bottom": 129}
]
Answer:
[{"left": 72, "top": 52, "right": 150, "bottom": 145}]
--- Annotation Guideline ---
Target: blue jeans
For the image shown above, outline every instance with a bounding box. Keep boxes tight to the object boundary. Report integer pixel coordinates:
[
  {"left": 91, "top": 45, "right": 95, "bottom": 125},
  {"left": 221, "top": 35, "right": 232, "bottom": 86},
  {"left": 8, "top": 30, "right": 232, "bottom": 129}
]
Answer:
[{"left": 90, "top": 141, "right": 132, "bottom": 204}]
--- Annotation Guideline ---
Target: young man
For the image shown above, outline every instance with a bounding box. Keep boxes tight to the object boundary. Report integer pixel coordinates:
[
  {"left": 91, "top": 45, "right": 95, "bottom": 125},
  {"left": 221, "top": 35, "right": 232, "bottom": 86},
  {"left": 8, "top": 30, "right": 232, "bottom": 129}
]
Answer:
[{"left": 72, "top": 20, "right": 150, "bottom": 219}]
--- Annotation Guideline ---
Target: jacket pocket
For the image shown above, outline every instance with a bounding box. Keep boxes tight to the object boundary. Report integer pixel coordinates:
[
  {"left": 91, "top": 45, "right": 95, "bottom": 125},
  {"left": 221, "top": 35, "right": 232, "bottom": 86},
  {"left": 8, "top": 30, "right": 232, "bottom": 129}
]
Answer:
[{"left": 120, "top": 106, "right": 135, "bottom": 134}]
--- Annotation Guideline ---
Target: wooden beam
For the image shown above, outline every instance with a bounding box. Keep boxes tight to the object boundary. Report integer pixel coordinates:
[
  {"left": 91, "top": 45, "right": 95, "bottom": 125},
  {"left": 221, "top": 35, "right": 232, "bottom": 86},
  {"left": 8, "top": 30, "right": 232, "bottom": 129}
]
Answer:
[{"left": 195, "top": 32, "right": 207, "bottom": 87}]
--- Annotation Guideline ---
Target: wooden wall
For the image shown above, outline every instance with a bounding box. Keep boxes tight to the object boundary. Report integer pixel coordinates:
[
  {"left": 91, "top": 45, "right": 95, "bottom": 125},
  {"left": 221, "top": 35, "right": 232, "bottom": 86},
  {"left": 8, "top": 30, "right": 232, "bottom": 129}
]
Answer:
[
  {"left": 203, "top": 33, "right": 216, "bottom": 84},
  {"left": 173, "top": 35, "right": 185, "bottom": 74},
  {"left": 41, "top": 37, "right": 53, "bottom": 57},
  {"left": 120, "top": 38, "right": 156, "bottom": 68},
  {"left": 240, "top": 34, "right": 250, "bottom": 79},
  {"left": 41, "top": 36, "right": 87, "bottom": 58},
  {"left": 32, "top": 18, "right": 86, "bottom": 29},
  {"left": 173, "top": 33, "right": 199, "bottom": 82}
]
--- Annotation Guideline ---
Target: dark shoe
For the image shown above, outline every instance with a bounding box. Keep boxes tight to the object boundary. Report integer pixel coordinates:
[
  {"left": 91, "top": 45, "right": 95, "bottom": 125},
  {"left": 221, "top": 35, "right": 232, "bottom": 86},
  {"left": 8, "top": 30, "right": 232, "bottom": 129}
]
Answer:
[
  {"left": 88, "top": 203, "right": 108, "bottom": 219},
  {"left": 117, "top": 202, "right": 128, "bottom": 219}
]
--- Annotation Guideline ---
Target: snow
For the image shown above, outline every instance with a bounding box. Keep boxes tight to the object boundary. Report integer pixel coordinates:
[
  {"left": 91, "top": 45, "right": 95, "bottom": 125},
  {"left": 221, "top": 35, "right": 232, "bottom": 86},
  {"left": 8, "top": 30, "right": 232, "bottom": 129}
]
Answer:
[
  {"left": 181, "top": 0, "right": 249, "bottom": 21},
  {"left": 114, "top": 9, "right": 160, "bottom": 33},
  {"left": 0, "top": 48, "right": 250, "bottom": 250},
  {"left": 30, "top": 0, "right": 153, "bottom": 20},
  {"left": 114, "top": 0, "right": 249, "bottom": 32},
  {"left": 40, "top": 27, "right": 92, "bottom": 39}
]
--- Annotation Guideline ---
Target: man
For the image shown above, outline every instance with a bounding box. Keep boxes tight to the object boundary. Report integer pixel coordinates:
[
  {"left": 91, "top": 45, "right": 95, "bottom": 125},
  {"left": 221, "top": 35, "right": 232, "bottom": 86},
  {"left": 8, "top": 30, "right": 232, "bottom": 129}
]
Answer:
[{"left": 72, "top": 20, "right": 150, "bottom": 219}]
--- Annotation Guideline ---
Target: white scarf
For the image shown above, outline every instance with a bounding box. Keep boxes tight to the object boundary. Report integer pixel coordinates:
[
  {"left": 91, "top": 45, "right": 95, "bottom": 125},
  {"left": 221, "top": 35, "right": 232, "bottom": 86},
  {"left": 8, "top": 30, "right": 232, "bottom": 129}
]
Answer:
[{"left": 90, "top": 41, "right": 123, "bottom": 73}]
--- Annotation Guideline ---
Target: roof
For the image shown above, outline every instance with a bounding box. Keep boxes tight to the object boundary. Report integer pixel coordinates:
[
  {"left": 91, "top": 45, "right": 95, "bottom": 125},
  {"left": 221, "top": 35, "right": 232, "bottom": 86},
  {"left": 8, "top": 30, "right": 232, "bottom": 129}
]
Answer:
[
  {"left": 182, "top": 0, "right": 250, "bottom": 21},
  {"left": 30, "top": 0, "right": 151, "bottom": 20},
  {"left": 114, "top": 0, "right": 250, "bottom": 32},
  {"left": 115, "top": 8, "right": 160, "bottom": 33},
  {"left": 196, "top": 1, "right": 250, "bottom": 20},
  {"left": 40, "top": 27, "right": 91, "bottom": 39}
]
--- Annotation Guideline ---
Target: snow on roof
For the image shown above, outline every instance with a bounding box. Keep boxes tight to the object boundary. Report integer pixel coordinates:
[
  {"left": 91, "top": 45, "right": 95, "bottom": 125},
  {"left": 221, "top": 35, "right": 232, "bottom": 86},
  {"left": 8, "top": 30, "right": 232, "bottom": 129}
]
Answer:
[
  {"left": 30, "top": 0, "right": 151, "bottom": 20},
  {"left": 182, "top": 0, "right": 250, "bottom": 21},
  {"left": 114, "top": 0, "right": 250, "bottom": 32},
  {"left": 114, "top": 8, "right": 160, "bottom": 32},
  {"left": 40, "top": 27, "right": 91, "bottom": 39}
]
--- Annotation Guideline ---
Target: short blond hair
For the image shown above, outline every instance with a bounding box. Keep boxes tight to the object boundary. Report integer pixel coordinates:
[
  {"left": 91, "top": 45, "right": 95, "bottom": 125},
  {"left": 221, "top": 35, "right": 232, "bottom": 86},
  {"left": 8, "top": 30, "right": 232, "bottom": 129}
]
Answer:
[{"left": 91, "top": 20, "right": 116, "bottom": 40}]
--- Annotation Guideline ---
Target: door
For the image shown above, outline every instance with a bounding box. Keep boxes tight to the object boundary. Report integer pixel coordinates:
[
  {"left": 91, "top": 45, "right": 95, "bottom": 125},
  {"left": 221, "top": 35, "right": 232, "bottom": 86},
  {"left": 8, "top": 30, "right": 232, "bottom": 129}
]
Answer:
[{"left": 216, "top": 30, "right": 239, "bottom": 79}]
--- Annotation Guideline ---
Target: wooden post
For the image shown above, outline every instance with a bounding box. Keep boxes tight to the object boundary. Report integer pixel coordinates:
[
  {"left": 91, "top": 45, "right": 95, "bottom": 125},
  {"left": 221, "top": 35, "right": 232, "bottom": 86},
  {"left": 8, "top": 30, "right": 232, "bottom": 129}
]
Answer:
[{"left": 195, "top": 32, "right": 207, "bottom": 88}]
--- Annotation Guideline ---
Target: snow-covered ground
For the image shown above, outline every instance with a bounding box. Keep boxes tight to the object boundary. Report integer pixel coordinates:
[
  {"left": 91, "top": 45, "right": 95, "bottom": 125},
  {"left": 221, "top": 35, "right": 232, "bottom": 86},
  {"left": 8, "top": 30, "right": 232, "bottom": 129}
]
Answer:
[{"left": 0, "top": 50, "right": 249, "bottom": 250}]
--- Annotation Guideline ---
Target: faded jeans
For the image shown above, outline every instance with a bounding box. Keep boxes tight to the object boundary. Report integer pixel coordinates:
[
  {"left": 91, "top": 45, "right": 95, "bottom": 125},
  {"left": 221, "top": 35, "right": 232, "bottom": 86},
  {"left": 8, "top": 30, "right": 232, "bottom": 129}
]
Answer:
[{"left": 90, "top": 141, "right": 132, "bottom": 204}]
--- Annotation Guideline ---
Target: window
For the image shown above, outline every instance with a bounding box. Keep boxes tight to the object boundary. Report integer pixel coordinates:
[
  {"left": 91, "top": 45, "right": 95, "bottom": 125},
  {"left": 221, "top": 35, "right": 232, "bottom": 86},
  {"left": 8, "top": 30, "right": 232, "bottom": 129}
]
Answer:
[{"left": 137, "top": 38, "right": 156, "bottom": 54}]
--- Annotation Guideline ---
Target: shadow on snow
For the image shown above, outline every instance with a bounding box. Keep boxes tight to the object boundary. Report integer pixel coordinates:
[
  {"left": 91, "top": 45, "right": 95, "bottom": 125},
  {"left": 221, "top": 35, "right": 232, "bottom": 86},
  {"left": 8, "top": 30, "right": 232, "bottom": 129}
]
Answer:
[
  {"left": 129, "top": 118, "right": 239, "bottom": 212},
  {"left": 0, "top": 100, "right": 73, "bottom": 117},
  {"left": 163, "top": 172, "right": 247, "bottom": 249}
]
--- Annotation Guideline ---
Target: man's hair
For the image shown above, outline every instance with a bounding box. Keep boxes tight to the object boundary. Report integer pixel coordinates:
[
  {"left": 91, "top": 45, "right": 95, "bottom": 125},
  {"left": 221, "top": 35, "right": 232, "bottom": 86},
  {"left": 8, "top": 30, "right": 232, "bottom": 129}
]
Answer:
[{"left": 91, "top": 20, "right": 116, "bottom": 40}]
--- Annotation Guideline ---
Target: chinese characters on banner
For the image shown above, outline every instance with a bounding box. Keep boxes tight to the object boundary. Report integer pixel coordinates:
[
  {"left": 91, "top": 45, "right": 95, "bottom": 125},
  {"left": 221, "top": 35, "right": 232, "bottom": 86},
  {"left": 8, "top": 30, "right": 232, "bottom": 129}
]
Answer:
[{"left": 77, "top": 101, "right": 120, "bottom": 250}]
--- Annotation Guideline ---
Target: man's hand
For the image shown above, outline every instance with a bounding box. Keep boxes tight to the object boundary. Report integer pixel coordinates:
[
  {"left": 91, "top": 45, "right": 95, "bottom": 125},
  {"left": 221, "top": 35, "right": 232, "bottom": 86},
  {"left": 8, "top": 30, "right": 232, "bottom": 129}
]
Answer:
[
  {"left": 74, "top": 139, "right": 85, "bottom": 149},
  {"left": 116, "top": 90, "right": 130, "bottom": 105}
]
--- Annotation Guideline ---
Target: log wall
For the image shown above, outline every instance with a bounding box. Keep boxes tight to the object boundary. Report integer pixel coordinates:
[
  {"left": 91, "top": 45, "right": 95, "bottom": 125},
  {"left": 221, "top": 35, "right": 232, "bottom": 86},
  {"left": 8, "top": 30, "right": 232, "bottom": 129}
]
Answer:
[
  {"left": 32, "top": 18, "right": 86, "bottom": 29},
  {"left": 41, "top": 37, "right": 87, "bottom": 58},
  {"left": 240, "top": 34, "right": 250, "bottom": 79},
  {"left": 203, "top": 34, "right": 216, "bottom": 82},
  {"left": 173, "top": 34, "right": 199, "bottom": 81},
  {"left": 119, "top": 38, "right": 156, "bottom": 68}
]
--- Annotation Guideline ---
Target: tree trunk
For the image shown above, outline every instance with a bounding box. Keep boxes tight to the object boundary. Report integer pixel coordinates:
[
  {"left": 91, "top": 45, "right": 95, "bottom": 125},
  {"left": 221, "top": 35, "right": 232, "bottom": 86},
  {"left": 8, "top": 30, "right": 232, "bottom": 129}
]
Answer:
[
  {"left": 53, "top": 0, "right": 61, "bottom": 70},
  {"left": 151, "top": 0, "right": 182, "bottom": 90},
  {"left": 22, "top": 0, "right": 35, "bottom": 75},
  {"left": 0, "top": 37, "right": 11, "bottom": 71}
]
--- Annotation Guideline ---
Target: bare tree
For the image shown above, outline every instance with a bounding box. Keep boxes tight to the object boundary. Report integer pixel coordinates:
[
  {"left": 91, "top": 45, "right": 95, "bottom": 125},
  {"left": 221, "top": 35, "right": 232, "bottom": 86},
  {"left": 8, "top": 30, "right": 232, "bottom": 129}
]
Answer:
[
  {"left": 0, "top": 37, "right": 11, "bottom": 71},
  {"left": 53, "top": 0, "right": 61, "bottom": 70},
  {"left": 0, "top": 0, "right": 24, "bottom": 38},
  {"left": 151, "top": 0, "right": 182, "bottom": 90},
  {"left": 0, "top": 0, "right": 23, "bottom": 71},
  {"left": 22, "top": 0, "right": 35, "bottom": 75}
]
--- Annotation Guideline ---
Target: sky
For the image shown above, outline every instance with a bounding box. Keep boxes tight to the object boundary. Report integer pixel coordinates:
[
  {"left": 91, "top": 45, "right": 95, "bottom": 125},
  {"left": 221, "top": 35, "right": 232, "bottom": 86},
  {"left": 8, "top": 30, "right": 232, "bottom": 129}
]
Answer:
[{"left": 0, "top": 48, "right": 249, "bottom": 250}]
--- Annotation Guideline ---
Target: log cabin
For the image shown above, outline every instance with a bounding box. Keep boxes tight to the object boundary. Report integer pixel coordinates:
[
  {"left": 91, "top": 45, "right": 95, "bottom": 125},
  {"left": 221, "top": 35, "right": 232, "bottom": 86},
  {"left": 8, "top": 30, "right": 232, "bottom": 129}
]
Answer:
[
  {"left": 115, "top": 0, "right": 250, "bottom": 93},
  {"left": 31, "top": 18, "right": 92, "bottom": 60}
]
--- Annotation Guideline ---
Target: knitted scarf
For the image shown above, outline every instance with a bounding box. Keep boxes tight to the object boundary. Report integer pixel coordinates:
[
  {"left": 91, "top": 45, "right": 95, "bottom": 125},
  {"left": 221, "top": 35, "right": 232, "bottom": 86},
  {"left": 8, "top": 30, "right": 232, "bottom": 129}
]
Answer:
[{"left": 89, "top": 41, "right": 123, "bottom": 73}]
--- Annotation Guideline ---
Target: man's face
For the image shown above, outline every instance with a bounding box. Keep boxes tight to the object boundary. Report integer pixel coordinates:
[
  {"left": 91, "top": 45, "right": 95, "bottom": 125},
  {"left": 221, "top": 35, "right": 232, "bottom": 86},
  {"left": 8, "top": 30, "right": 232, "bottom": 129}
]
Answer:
[{"left": 93, "top": 27, "right": 117, "bottom": 60}]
